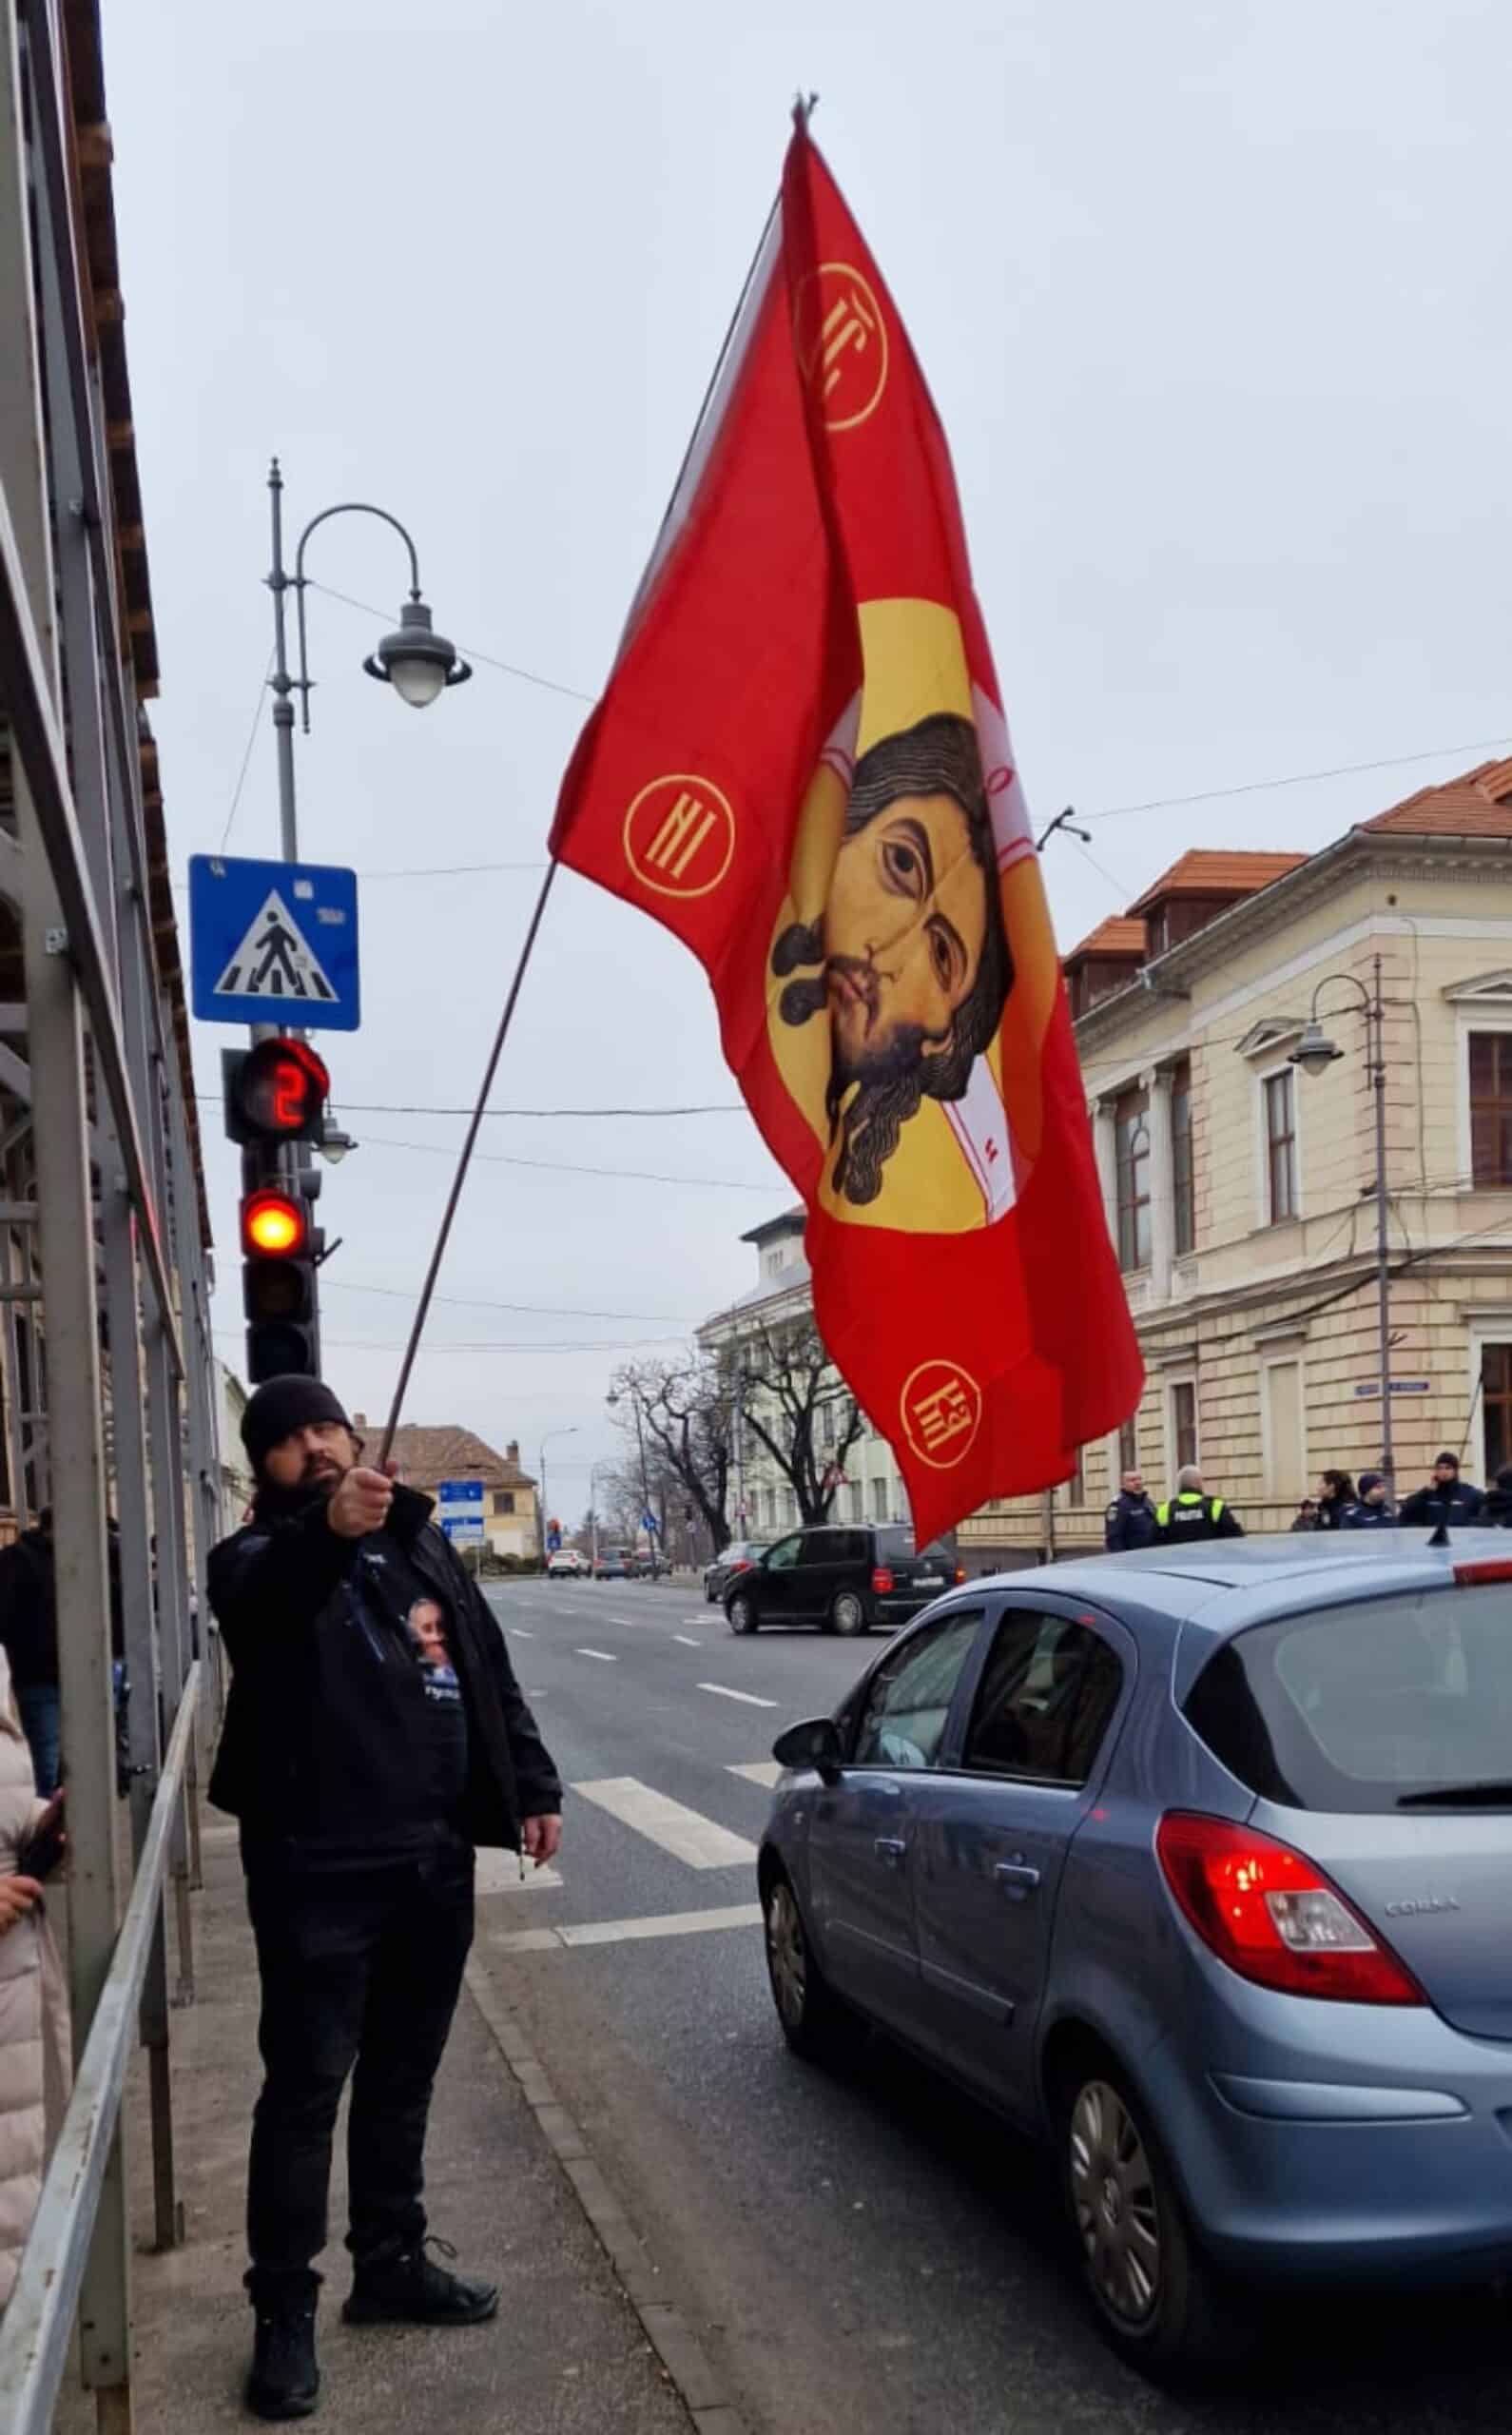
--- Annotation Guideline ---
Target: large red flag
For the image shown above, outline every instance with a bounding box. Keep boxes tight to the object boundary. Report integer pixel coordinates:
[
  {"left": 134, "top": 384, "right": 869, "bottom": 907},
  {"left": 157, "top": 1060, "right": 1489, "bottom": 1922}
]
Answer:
[{"left": 552, "top": 122, "right": 1141, "bottom": 1543}]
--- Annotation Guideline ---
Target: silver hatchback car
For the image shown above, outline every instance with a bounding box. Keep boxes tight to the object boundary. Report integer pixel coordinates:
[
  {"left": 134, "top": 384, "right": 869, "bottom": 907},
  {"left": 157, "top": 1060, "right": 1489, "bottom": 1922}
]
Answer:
[{"left": 757, "top": 1536, "right": 1512, "bottom": 2376}]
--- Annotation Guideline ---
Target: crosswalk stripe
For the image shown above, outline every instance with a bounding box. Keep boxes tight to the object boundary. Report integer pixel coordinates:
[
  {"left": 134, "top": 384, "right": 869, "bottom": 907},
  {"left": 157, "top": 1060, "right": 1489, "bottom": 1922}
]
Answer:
[
  {"left": 509, "top": 1628, "right": 534, "bottom": 1638},
  {"left": 571, "top": 1776, "right": 757, "bottom": 1869},
  {"left": 487, "top": 1901, "right": 763, "bottom": 1956},
  {"left": 671, "top": 1633, "right": 701, "bottom": 1646},
  {"left": 575, "top": 1648, "right": 618, "bottom": 1663},
  {"left": 698, "top": 1683, "right": 778, "bottom": 1709},
  {"left": 727, "top": 1761, "right": 782, "bottom": 1789}
]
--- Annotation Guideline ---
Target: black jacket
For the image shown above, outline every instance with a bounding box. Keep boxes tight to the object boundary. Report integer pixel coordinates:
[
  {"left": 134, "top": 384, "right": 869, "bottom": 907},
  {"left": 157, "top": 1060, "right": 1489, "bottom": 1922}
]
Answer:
[
  {"left": 1154, "top": 1492, "right": 1243, "bottom": 1545},
  {"left": 1399, "top": 1478, "right": 1485, "bottom": 1530},
  {"left": 0, "top": 1525, "right": 125, "bottom": 1687},
  {"left": 1104, "top": 1491, "right": 1157, "bottom": 1553},
  {"left": 1339, "top": 1499, "right": 1398, "bottom": 1529},
  {"left": 207, "top": 1480, "right": 561, "bottom": 1872},
  {"left": 1482, "top": 1487, "right": 1512, "bottom": 1528}
]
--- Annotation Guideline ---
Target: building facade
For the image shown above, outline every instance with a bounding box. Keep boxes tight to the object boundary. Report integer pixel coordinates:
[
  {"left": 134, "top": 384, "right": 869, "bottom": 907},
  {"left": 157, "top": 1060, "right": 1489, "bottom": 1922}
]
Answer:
[
  {"left": 964, "top": 767, "right": 1512, "bottom": 1559},
  {"left": 381, "top": 1421, "right": 541, "bottom": 1561}
]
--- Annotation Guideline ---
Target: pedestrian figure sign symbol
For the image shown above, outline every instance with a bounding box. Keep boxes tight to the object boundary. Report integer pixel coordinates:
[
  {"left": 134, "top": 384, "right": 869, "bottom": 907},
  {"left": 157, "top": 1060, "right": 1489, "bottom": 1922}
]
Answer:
[
  {"left": 215, "top": 889, "right": 337, "bottom": 1005},
  {"left": 188, "top": 854, "right": 360, "bottom": 1030}
]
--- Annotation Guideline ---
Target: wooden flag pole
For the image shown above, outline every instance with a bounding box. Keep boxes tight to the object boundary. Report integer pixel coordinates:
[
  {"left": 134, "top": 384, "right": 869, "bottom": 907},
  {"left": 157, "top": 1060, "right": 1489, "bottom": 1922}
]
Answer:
[{"left": 377, "top": 860, "right": 558, "bottom": 1467}]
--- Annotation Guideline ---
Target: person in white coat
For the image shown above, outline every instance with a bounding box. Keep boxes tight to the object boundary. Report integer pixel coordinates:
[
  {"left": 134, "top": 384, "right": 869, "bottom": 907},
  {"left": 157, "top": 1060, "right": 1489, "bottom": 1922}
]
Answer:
[{"left": 0, "top": 1647, "right": 69, "bottom": 2309}]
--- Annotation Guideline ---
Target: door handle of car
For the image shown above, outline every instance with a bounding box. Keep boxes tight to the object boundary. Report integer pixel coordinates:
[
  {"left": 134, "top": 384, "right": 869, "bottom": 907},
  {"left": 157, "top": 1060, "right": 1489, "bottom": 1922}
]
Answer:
[
  {"left": 996, "top": 1859, "right": 1041, "bottom": 1898},
  {"left": 874, "top": 1836, "right": 908, "bottom": 1868}
]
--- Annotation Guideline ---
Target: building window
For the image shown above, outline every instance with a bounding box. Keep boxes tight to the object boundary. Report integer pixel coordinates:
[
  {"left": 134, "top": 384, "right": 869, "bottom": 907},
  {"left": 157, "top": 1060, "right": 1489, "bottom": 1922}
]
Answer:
[
  {"left": 1117, "top": 1417, "right": 1138, "bottom": 1475},
  {"left": 1469, "top": 1033, "right": 1512, "bottom": 1187},
  {"left": 1261, "top": 1358, "right": 1304, "bottom": 1499},
  {"left": 1068, "top": 1446, "right": 1086, "bottom": 1504},
  {"left": 782, "top": 1487, "right": 797, "bottom": 1527},
  {"left": 1170, "top": 1379, "right": 1198, "bottom": 1473},
  {"left": 846, "top": 1479, "right": 863, "bottom": 1522},
  {"left": 492, "top": 1490, "right": 514, "bottom": 1516},
  {"left": 1483, "top": 1345, "right": 1512, "bottom": 1479},
  {"left": 870, "top": 1476, "right": 888, "bottom": 1521},
  {"left": 1264, "top": 1070, "right": 1297, "bottom": 1223},
  {"left": 1171, "top": 1059, "right": 1194, "bottom": 1256},
  {"left": 1115, "top": 1086, "right": 1151, "bottom": 1271}
]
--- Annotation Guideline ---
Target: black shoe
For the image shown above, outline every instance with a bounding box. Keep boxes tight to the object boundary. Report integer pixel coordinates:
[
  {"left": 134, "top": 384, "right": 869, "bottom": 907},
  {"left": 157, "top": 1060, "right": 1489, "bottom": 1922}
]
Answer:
[
  {"left": 342, "top": 2235, "right": 499, "bottom": 2328},
  {"left": 245, "top": 2289, "right": 320, "bottom": 2421}
]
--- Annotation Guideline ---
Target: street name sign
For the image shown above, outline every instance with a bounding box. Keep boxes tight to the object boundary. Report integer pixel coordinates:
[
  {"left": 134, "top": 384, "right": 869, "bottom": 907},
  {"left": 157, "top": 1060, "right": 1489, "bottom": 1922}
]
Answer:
[{"left": 189, "top": 853, "right": 360, "bottom": 1030}]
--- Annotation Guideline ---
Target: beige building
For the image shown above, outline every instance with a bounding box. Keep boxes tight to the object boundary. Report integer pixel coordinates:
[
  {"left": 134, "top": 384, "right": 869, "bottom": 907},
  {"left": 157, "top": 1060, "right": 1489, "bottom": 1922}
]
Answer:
[
  {"left": 701, "top": 1212, "right": 915, "bottom": 1537},
  {"left": 963, "top": 760, "right": 1512, "bottom": 1561},
  {"left": 379, "top": 1423, "right": 541, "bottom": 1562}
]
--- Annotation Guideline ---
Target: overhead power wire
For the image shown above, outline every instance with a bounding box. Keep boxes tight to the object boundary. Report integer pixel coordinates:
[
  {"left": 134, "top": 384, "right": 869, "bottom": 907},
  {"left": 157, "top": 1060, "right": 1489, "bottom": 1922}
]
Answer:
[
  {"left": 307, "top": 579, "right": 598, "bottom": 706},
  {"left": 1084, "top": 733, "right": 1512, "bottom": 825},
  {"left": 199, "top": 1094, "right": 746, "bottom": 1120},
  {"left": 218, "top": 648, "right": 276, "bottom": 851},
  {"left": 355, "top": 1132, "right": 779, "bottom": 1194},
  {"left": 324, "top": 1277, "right": 701, "bottom": 1324}
]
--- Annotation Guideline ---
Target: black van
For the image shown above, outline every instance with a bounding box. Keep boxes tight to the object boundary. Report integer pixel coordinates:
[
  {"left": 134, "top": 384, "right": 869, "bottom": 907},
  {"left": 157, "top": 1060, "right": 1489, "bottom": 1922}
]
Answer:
[{"left": 724, "top": 1523, "right": 962, "bottom": 1637}]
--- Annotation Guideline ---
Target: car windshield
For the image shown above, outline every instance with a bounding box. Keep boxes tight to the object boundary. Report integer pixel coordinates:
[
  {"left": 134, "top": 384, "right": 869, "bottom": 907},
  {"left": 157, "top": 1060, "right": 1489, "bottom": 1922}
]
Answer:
[{"left": 1184, "top": 1586, "right": 1512, "bottom": 1813}]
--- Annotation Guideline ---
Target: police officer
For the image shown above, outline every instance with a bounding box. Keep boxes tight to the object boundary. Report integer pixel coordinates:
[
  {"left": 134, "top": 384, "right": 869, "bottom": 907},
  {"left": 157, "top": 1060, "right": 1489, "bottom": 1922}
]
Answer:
[
  {"left": 1104, "top": 1469, "right": 1157, "bottom": 1552},
  {"left": 1340, "top": 1471, "right": 1397, "bottom": 1528},
  {"left": 1399, "top": 1451, "right": 1485, "bottom": 1530},
  {"left": 1154, "top": 1465, "right": 1244, "bottom": 1544}
]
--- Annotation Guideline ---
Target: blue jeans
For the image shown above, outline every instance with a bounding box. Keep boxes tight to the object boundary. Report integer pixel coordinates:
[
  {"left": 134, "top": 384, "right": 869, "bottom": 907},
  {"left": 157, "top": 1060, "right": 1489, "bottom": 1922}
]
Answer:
[{"left": 16, "top": 1683, "right": 61, "bottom": 1795}]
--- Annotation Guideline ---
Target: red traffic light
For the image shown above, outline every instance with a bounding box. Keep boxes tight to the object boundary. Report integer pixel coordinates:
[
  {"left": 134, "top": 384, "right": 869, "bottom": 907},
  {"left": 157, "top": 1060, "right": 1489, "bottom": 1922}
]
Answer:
[
  {"left": 229, "top": 1040, "right": 330, "bottom": 1142},
  {"left": 242, "top": 1190, "right": 308, "bottom": 1258}
]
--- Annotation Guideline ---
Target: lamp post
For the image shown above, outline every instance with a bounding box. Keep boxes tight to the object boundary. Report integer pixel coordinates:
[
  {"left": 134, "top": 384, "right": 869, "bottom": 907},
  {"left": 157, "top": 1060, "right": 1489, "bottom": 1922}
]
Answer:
[
  {"left": 537, "top": 1426, "right": 579, "bottom": 1560},
  {"left": 588, "top": 1458, "right": 615, "bottom": 1572},
  {"left": 607, "top": 1387, "right": 653, "bottom": 1558},
  {"left": 264, "top": 458, "right": 472, "bottom": 866},
  {"left": 1289, "top": 954, "right": 1394, "bottom": 1488}
]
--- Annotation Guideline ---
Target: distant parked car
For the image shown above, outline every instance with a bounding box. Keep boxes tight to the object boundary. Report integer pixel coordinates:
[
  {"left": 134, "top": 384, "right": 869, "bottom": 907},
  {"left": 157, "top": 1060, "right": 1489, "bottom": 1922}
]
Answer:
[
  {"left": 758, "top": 1534, "right": 1512, "bottom": 2375},
  {"left": 593, "top": 1548, "right": 629, "bottom": 1580},
  {"left": 726, "top": 1523, "right": 962, "bottom": 1637},
  {"left": 705, "top": 1539, "right": 772, "bottom": 1604},
  {"left": 546, "top": 1549, "right": 590, "bottom": 1579}
]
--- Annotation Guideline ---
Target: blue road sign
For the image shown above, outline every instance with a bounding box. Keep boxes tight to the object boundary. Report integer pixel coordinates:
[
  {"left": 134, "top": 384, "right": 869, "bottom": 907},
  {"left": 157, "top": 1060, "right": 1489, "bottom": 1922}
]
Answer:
[
  {"left": 437, "top": 1478, "right": 485, "bottom": 1546},
  {"left": 189, "top": 854, "right": 360, "bottom": 1030},
  {"left": 641, "top": 1510, "right": 658, "bottom": 1536},
  {"left": 547, "top": 1528, "right": 563, "bottom": 1553}
]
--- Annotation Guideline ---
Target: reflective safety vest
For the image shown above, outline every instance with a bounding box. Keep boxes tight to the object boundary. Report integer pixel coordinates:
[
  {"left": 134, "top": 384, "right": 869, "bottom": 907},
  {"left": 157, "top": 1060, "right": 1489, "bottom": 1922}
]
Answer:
[{"left": 1155, "top": 1491, "right": 1227, "bottom": 1531}]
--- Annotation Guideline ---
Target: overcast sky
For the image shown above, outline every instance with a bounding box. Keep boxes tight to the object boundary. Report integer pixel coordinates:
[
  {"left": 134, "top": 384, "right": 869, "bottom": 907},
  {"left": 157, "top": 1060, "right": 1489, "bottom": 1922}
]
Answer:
[{"left": 106, "top": 0, "right": 1512, "bottom": 1514}]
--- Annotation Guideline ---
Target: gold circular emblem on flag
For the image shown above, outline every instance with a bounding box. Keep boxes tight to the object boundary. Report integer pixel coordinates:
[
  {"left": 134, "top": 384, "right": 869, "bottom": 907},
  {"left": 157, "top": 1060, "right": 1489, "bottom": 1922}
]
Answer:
[
  {"left": 623, "top": 774, "right": 736, "bottom": 900},
  {"left": 793, "top": 263, "right": 889, "bottom": 433},
  {"left": 900, "top": 1359, "right": 983, "bottom": 1470}
]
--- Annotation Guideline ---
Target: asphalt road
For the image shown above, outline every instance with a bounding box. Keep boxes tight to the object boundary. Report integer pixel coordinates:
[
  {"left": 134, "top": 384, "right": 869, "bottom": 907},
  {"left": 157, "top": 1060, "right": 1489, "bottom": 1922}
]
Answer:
[{"left": 471, "top": 1574, "right": 1512, "bottom": 2435}]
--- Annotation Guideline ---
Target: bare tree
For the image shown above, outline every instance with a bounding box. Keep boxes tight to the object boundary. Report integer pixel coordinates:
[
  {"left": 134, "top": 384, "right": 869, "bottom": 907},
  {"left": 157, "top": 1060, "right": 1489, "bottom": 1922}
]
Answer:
[
  {"left": 734, "top": 1316, "right": 867, "bottom": 1528},
  {"left": 609, "top": 1358, "right": 735, "bottom": 1552}
]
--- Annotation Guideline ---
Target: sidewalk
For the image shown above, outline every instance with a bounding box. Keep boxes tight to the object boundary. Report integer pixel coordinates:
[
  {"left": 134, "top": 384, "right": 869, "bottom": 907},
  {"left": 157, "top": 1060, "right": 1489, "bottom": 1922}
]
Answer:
[{"left": 57, "top": 1821, "right": 692, "bottom": 2434}]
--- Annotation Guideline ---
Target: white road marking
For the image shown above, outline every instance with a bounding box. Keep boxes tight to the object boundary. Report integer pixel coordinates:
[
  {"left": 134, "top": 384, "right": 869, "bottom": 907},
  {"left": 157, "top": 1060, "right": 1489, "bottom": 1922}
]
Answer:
[
  {"left": 488, "top": 1901, "right": 763, "bottom": 1956},
  {"left": 575, "top": 1648, "right": 619, "bottom": 1664},
  {"left": 698, "top": 1683, "right": 778, "bottom": 1709},
  {"left": 509, "top": 1628, "right": 534, "bottom": 1639},
  {"left": 727, "top": 1761, "right": 782, "bottom": 1788},
  {"left": 571, "top": 1776, "right": 757, "bottom": 1868},
  {"left": 671, "top": 1633, "right": 701, "bottom": 1647},
  {"left": 475, "top": 1849, "right": 565, "bottom": 1894}
]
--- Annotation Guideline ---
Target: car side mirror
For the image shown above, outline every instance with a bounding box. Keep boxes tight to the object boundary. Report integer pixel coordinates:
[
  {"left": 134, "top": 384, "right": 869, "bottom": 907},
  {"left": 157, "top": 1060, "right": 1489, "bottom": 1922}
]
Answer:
[{"left": 773, "top": 1716, "right": 843, "bottom": 1783}]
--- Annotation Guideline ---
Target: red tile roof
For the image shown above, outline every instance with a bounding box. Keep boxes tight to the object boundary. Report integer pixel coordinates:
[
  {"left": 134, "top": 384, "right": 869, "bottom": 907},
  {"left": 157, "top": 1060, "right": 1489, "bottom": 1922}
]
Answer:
[
  {"left": 1127, "top": 849, "right": 1307, "bottom": 916},
  {"left": 1359, "top": 758, "right": 1512, "bottom": 838},
  {"left": 386, "top": 1425, "right": 536, "bottom": 1493},
  {"left": 1064, "top": 915, "right": 1147, "bottom": 964}
]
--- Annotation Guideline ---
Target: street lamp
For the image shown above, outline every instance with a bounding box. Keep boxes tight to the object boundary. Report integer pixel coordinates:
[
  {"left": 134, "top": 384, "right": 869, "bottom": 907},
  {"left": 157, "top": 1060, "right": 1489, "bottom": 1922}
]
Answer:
[
  {"left": 606, "top": 1387, "right": 653, "bottom": 1556},
  {"left": 265, "top": 458, "right": 472, "bottom": 865},
  {"left": 1289, "top": 955, "right": 1395, "bottom": 1487},
  {"left": 537, "top": 1426, "right": 579, "bottom": 1557},
  {"left": 588, "top": 1458, "right": 615, "bottom": 1571}
]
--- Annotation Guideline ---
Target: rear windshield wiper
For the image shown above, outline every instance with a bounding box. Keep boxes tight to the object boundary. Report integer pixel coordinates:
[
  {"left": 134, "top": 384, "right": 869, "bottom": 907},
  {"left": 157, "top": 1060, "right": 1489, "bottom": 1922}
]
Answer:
[{"left": 1397, "top": 1781, "right": 1512, "bottom": 1808}]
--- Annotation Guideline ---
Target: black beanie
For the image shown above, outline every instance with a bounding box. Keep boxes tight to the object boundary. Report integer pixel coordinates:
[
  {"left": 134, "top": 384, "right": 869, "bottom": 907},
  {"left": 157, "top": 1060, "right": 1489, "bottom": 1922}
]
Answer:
[{"left": 242, "top": 1375, "right": 353, "bottom": 1474}]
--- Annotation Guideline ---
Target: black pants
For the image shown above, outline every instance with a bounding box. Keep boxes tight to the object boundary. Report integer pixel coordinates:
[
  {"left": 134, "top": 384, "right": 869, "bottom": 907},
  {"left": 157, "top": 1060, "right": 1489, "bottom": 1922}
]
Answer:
[{"left": 244, "top": 1841, "right": 475, "bottom": 2290}]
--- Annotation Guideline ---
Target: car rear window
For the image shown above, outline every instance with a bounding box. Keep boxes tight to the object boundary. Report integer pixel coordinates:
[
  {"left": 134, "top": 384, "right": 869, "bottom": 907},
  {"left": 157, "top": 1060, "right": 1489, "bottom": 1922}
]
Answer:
[
  {"left": 876, "top": 1527, "right": 952, "bottom": 1566},
  {"left": 1184, "top": 1588, "right": 1512, "bottom": 1813}
]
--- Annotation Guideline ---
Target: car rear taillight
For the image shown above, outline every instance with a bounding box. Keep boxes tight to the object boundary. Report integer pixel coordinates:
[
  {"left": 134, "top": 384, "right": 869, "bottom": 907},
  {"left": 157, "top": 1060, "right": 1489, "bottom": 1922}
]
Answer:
[
  {"left": 1155, "top": 1812, "right": 1425, "bottom": 2006},
  {"left": 1454, "top": 1557, "right": 1512, "bottom": 1586},
  {"left": 872, "top": 1567, "right": 895, "bottom": 1594},
  {"left": 731, "top": 1560, "right": 751, "bottom": 1577},
  {"left": 953, "top": 1566, "right": 966, "bottom": 1586}
]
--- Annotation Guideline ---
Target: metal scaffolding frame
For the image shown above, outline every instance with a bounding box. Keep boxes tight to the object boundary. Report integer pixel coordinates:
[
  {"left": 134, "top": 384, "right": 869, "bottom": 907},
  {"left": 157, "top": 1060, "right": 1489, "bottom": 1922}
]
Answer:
[{"left": 0, "top": 2, "right": 223, "bottom": 2425}]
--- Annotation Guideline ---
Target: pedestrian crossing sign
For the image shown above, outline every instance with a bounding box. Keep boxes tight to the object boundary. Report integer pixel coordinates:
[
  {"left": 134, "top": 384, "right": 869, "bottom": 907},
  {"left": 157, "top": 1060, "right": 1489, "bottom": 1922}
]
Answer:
[{"left": 188, "top": 854, "right": 360, "bottom": 1031}]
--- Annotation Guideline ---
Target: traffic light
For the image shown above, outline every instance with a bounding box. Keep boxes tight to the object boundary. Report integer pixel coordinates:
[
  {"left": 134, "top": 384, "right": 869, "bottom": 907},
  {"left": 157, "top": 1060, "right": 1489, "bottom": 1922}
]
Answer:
[
  {"left": 225, "top": 1040, "right": 330, "bottom": 1383},
  {"left": 223, "top": 1039, "right": 329, "bottom": 1144}
]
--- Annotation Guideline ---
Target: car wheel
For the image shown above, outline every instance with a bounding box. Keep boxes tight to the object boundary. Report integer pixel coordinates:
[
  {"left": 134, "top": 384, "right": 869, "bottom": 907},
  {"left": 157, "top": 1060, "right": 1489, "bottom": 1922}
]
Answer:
[
  {"left": 828, "top": 1588, "right": 867, "bottom": 1637},
  {"left": 728, "top": 1593, "right": 759, "bottom": 1635},
  {"left": 763, "top": 1871, "right": 848, "bottom": 2060},
  {"left": 1061, "top": 2060, "right": 1250, "bottom": 2377}
]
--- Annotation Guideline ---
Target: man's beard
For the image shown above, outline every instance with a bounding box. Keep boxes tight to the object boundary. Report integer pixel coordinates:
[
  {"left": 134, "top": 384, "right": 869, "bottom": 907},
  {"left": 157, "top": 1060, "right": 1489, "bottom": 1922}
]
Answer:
[{"left": 300, "top": 1456, "right": 342, "bottom": 1496}]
